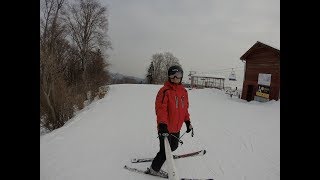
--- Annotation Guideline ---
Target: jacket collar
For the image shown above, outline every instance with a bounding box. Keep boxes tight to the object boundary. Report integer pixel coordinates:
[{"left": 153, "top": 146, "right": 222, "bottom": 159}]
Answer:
[{"left": 164, "top": 80, "right": 182, "bottom": 91}]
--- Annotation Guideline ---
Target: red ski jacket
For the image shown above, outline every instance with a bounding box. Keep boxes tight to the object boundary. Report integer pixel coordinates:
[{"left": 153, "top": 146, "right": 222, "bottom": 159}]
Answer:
[{"left": 155, "top": 81, "right": 190, "bottom": 133}]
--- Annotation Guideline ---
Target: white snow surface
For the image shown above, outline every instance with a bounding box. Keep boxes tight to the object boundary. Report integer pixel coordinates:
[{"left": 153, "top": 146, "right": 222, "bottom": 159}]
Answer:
[{"left": 40, "top": 84, "right": 280, "bottom": 180}]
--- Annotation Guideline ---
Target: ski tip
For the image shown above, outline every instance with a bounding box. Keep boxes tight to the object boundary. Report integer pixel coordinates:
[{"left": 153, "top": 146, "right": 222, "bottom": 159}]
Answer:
[{"left": 203, "top": 149, "right": 207, "bottom": 155}]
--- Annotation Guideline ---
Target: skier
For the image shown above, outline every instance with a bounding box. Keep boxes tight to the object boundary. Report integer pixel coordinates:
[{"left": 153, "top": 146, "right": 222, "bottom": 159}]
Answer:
[{"left": 146, "top": 65, "right": 193, "bottom": 176}]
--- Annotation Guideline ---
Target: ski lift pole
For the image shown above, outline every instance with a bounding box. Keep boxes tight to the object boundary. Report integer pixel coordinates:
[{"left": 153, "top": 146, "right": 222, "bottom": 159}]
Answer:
[
  {"left": 169, "top": 134, "right": 184, "bottom": 145},
  {"left": 179, "top": 128, "right": 194, "bottom": 139},
  {"left": 179, "top": 131, "right": 186, "bottom": 139},
  {"left": 157, "top": 129, "right": 194, "bottom": 145}
]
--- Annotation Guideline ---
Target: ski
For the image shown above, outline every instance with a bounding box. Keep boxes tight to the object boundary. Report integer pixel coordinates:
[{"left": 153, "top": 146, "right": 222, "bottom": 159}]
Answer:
[
  {"left": 124, "top": 165, "right": 214, "bottom": 180},
  {"left": 131, "top": 150, "right": 206, "bottom": 163},
  {"left": 181, "top": 179, "right": 214, "bottom": 180},
  {"left": 124, "top": 165, "right": 168, "bottom": 179}
]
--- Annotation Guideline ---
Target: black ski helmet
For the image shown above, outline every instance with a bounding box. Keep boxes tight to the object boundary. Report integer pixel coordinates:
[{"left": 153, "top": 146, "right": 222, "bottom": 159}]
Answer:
[
  {"left": 168, "top": 65, "right": 183, "bottom": 83},
  {"left": 168, "top": 65, "right": 183, "bottom": 77}
]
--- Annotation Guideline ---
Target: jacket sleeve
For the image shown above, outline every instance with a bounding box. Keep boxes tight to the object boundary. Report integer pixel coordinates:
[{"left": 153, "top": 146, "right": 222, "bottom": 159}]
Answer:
[
  {"left": 155, "top": 88, "right": 169, "bottom": 125},
  {"left": 184, "top": 90, "right": 190, "bottom": 121}
]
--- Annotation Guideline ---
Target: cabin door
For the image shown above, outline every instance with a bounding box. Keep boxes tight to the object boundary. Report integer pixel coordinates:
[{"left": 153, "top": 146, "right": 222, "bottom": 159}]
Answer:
[{"left": 246, "top": 85, "right": 254, "bottom": 101}]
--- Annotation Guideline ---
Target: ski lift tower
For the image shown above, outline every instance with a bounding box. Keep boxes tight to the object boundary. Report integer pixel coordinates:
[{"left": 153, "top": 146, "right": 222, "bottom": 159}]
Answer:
[{"left": 188, "top": 71, "right": 196, "bottom": 87}]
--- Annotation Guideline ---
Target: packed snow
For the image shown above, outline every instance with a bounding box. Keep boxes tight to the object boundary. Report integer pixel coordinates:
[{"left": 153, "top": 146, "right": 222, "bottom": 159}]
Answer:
[{"left": 40, "top": 84, "right": 280, "bottom": 180}]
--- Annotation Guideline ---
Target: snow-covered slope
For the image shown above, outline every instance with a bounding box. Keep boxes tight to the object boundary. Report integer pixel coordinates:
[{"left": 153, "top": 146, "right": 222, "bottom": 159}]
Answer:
[{"left": 40, "top": 84, "right": 280, "bottom": 180}]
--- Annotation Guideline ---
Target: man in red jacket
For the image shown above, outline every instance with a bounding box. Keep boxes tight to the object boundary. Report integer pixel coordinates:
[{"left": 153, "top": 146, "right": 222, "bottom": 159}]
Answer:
[{"left": 147, "top": 65, "right": 193, "bottom": 176}]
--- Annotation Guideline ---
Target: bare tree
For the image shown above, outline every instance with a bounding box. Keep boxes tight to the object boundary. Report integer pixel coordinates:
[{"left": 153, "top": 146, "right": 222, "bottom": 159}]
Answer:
[
  {"left": 40, "top": 0, "right": 111, "bottom": 132},
  {"left": 62, "top": 0, "right": 111, "bottom": 78},
  {"left": 147, "top": 52, "right": 181, "bottom": 84},
  {"left": 40, "top": 0, "right": 67, "bottom": 130},
  {"left": 61, "top": 0, "right": 112, "bottom": 102},
  {"left": 84, "top": 49, "right": 110, "bottom": 99},
  {"left": 163, "top": 52, "right": 180, "bottom": 72},
  {"left": 151, "top": 53, "right": 164, "bottom": 84}
]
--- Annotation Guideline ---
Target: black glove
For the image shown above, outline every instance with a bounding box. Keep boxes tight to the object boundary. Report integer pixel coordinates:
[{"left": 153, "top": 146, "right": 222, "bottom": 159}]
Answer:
[
  {"left": 158, "top": 123, "right": 169, "bottom": 137},
  {"left": 185, "top": 120, "right": 193, "bottom": 133}
]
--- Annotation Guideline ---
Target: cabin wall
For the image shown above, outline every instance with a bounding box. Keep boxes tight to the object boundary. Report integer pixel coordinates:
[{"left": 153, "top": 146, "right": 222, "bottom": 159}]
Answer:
[{"left": 241, "top": 47, "right": 280, "bottom": 101}]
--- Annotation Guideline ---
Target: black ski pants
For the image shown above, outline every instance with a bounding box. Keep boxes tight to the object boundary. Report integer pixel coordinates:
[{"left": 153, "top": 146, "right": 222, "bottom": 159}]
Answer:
[{"left": 151, "top": 132, "right": 180, "bottom": 172}]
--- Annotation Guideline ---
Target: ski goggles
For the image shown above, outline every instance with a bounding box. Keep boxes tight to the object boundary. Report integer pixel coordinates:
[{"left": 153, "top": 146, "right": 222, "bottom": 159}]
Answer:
[{"left": 169, "top": 72, "right": 183, "bottom": 79}]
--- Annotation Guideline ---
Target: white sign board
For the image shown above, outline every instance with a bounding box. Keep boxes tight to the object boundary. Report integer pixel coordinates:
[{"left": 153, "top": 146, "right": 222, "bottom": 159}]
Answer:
[{"left": 258, "top": 73, "right": 271, "bottom": 86}]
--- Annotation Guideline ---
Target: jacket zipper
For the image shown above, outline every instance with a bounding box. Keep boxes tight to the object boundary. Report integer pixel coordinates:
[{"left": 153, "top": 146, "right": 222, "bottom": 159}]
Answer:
[
  {"left": 175, "top": 95, "right": 179, "bottom": 130},
  {"left": 175, "top": 96, "right": 178, "bottom": 108},
  {"left": 181, "top": 96, "right": 184, "bottom": 108}
]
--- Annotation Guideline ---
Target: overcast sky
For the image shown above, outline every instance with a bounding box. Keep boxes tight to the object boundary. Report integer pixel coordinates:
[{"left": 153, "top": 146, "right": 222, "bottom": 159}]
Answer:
[{"left": 101, "top": 0, "right": 280, "bottom": 80}]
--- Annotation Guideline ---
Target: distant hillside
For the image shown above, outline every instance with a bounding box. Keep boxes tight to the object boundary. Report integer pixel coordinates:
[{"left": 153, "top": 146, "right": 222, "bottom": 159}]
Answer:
[{"left": 110, "top": 73, "right": 146, "bottom": 84}]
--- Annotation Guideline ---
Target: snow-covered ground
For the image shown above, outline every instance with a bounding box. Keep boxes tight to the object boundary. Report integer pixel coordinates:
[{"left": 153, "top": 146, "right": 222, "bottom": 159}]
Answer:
[{"left": 40, "top": 84, "right": 280, "bottom": 180}]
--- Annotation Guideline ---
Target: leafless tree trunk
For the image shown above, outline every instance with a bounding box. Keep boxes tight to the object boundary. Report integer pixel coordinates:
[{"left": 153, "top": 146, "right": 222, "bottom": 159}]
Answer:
[
  {"left": 40, "top": 0, "right": 111, "bottom": 131},
  {"left": 62, "top": 0, "right": 111, "bottom": 92},
  {"left": 164, "top": 52, "right": 179, "bottom": 73},
  {"left": 147, "top": 52, "right": 181, "bottom": 84},
  {"left": 40, "top": 0, "right": 66, "bottom": 128},
  {"left": 63, "top": 0, "right": 111, "bottom": 101}
]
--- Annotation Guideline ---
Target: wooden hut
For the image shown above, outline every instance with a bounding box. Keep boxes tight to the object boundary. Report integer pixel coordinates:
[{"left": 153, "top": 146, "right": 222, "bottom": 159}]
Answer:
[{"left": 240, "top": 41, "right": 280, "bottom": 102}]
